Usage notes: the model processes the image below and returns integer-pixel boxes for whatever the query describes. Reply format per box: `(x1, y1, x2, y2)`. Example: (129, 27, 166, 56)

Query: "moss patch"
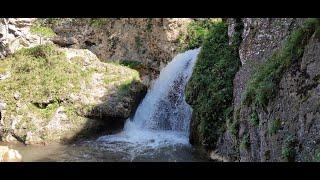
(240, 133, 250, 151)
(242, 18, 320, 107)
(268, 118, 281, 135)
(249, 109, 259, 127)
(179, 18, 222, 51)
(281, 134, 297, 162)
(185, 21, 241, 148)
(30, 20, 56, 38)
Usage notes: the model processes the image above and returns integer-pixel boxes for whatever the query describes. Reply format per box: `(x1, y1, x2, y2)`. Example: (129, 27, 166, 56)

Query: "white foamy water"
(97, 48, 200, 159)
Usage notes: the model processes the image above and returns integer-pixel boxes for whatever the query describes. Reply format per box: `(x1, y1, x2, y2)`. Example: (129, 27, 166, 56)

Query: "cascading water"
(94, 48, 202, 161)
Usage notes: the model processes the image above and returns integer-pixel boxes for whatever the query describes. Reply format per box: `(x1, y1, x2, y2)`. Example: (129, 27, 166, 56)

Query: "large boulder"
(0, 45, 146, 144)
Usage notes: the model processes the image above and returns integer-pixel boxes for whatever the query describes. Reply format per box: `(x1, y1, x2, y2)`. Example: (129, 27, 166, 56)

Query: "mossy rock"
(0, 44, 146, 144)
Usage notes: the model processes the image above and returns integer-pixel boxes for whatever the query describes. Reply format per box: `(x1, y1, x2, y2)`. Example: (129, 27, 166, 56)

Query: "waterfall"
(97, 48, 200, 155)
(125, 48, 200, 134)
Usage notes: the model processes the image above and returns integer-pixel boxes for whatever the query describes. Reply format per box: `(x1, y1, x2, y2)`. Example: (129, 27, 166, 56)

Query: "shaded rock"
(52, 36, 78, 47)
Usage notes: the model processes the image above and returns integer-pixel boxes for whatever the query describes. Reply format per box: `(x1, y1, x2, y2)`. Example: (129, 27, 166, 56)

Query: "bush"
(249, 109, 259, 126)
(315, 149, 320, 162)
(240, 133, 250, 151)
(89, 18, 109, 28)
(281, 135, 297, 162)
(179, 19, 222, 51)
(30, 21, 56, 38)
(185, 21, 241, 148)
(268, 118, 281, 135)
(119, 60, 143, 69)
(242, 18, 320, 107)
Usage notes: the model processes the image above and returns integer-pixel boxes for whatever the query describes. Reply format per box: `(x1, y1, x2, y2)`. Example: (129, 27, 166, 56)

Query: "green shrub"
(249, 109, 259, 126)
(315, 149, 320, 162)
(89, 18, 109, 28)
(179, 18, 222, 51)
(135, 36, 142, 50)
(119, 60, 143, 69)
(146, 18, 153, 32)
(268, 118, 281, 135)
(227, 117, 239, 137)
(281, 135, 297, 161)
(30, 21, 56, 38)
(240, 133, 250, 150)
(242, 18, 320, 107)
(185, 21, 241, 148)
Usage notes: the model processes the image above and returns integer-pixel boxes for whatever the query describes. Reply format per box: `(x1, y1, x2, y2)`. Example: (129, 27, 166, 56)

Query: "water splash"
(97, 48, 200, 159)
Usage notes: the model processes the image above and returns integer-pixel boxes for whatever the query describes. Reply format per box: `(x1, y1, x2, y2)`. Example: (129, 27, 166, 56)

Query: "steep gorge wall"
(214, 18, 320, 162)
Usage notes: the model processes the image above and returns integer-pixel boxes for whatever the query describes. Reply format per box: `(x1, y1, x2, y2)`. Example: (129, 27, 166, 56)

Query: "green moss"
(227, 116, 239, 137)
(89, 18, 109, 28)
(249, 109, 259, 126)
(179, 18, 222, 51)
(135, 36, 142, 50)
(240, 133, 250, 151)
(119, 60, 143, 69)
(0, 60, 10, 74)
(185, 21, 241, 148)
(281, 134, 296, 162)
(146, 18, 153, 32)
(30, 101, 60, 119)
(242, 18, 320, 107)
(30, 21, 56, 38)
(268, 118, 281, 135)
(314, 149, 320, 162)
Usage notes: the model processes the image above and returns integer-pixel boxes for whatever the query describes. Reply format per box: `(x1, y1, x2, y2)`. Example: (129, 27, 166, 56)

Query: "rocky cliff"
(48, 18, 191, 86)
(211, 18, 320, 162)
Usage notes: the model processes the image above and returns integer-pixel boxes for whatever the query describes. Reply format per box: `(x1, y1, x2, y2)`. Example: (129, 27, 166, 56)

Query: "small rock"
(0, 72, 11, 80)
(25, 131, 42, 145)
(0, 146, 22, 162)
(0, 101, 6, 111)
(14, 92, 21, 100)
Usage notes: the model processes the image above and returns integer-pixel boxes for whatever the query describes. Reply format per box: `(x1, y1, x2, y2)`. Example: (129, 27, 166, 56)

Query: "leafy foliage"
(240, 133, 250, 151)
(179, 18, 222, 51)
(249, 109, 259, 126)
(30, 21, 56, 38)
(281, 134, 297, 162)
(185, 21, 241, 148)
(268, 118, 281, 135)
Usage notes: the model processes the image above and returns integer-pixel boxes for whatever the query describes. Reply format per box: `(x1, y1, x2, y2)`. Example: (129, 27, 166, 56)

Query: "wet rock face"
(216, 18, 320, 162)
(51, 18, 191, 87)
(151, 74, 190, 131)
